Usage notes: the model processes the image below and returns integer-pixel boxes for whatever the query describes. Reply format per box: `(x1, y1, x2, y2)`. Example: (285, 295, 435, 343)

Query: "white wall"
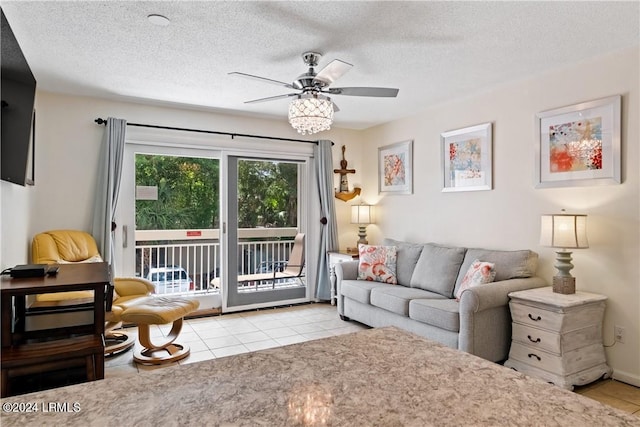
(355, 46, 639, 385)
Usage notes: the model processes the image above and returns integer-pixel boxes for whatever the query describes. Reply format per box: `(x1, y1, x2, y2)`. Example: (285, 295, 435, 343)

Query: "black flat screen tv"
(1, 8, 37, 186)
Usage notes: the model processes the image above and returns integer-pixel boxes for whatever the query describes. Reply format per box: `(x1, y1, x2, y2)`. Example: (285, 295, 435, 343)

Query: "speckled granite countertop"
(1, 327, 637, 426)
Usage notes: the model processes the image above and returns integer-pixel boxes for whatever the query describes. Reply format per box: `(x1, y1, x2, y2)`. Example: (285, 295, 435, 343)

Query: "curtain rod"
(94, 118, 322, 145)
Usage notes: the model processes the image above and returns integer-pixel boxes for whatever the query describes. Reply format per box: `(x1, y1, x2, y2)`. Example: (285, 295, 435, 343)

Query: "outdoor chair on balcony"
(31, 230, 154, 355)
(211, 233, 305, 289)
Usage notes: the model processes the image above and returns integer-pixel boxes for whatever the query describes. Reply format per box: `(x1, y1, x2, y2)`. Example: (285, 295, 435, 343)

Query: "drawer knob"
(528, 353, 541, 361)
(527, 335, 541, 343)
(528, 314, 542, 321)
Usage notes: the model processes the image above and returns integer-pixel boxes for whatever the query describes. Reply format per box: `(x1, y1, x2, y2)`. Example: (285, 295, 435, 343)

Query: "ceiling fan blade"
(313, 59, 353, 85)
(332, 101, 340, 113)
(244, 93, 299, 104)
(229, 72, 296, 89)
(325, 87, 399, 97)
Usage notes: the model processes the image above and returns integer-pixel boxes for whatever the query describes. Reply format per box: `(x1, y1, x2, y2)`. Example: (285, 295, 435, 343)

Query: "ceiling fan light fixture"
(288, 94, 334, 135)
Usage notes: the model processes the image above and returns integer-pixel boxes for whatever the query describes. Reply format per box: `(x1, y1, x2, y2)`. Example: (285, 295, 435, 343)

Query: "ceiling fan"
(229, 51, 399, 134)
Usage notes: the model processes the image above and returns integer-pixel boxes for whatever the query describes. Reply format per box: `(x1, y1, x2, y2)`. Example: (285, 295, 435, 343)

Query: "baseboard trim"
(612, 369, 640, 387)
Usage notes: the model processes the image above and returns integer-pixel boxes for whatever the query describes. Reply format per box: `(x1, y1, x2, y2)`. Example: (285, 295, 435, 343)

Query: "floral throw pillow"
(357, 244, 397, 284)
(455, 259, 496, 301)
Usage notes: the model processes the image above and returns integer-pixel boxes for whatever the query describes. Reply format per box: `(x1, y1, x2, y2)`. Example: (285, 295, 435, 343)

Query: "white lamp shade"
(351, 205, 374, 224)
(540, 214, 589, 249)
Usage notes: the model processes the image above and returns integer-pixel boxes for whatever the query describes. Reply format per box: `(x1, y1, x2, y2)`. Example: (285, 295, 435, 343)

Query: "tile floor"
(106, 302, 640, 418)
(105, 302, 366, 377)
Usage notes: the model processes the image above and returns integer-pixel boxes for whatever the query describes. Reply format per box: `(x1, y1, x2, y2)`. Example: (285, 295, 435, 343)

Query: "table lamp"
(351, 204, 374, 247)
(540, 210, 588, 294)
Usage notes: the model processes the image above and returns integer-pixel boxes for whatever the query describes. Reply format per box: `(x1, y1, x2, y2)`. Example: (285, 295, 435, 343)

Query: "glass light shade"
(351, 205, 374, 224)
(540, 213, 589, 249)
(288, 95, 334, 135)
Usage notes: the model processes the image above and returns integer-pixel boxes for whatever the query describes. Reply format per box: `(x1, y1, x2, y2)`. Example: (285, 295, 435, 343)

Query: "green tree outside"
(237, 160, 298, 228)
(136, 155, 220, 230)
(135, 155, 298, 231)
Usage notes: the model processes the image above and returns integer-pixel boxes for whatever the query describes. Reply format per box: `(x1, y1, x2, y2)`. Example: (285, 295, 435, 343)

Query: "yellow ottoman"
(120, 296, 199, 365)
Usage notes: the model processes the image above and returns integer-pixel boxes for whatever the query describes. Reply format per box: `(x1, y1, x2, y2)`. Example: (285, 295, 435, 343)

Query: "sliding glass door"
(116, 140, 313, 313)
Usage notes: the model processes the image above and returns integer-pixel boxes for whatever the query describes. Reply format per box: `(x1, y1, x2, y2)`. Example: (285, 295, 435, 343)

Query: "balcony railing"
(134, 227, 303, 295)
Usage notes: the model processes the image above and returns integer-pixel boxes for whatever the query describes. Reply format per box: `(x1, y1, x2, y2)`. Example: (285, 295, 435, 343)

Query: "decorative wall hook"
(334, 145, 361, 202)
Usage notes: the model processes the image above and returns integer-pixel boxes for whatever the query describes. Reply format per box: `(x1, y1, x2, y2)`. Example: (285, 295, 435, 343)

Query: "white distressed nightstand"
(504, 287, 612, 390)
(328, 251, 358, 305)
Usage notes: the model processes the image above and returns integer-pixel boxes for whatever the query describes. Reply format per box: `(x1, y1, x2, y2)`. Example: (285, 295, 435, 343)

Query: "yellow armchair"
(32, 230, 103, 304)
(31, 230, 154, 355)
(32, 229, 102, 264)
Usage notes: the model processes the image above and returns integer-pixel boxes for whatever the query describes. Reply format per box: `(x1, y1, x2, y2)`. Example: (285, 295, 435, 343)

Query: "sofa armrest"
(459, 277, 548, 314)
(458, 276, 547, 362)
(335, 261, 359, 317)
(335, 260, 359, 282)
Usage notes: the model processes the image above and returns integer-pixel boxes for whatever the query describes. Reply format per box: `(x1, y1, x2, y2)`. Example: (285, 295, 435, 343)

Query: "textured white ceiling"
(2, 1, 639, 130)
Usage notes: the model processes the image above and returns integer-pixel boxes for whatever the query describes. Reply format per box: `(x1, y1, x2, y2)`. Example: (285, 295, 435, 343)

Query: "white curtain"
(314, 140, 338, 300)
(92, 117, 126, 267)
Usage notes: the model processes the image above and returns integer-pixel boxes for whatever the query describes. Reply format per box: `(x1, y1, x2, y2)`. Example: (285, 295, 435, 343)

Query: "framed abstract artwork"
(441, 122, 492, 192)
(378, 140, 413, 194)
(535, 95, 621, 188)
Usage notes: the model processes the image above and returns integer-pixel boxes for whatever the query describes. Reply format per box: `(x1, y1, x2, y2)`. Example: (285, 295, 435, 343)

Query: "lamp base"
(356, 225, 368, 248)
(553, 276, 576, 294)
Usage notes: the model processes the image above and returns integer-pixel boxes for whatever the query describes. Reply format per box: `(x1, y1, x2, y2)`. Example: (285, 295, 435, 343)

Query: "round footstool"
(120, 296, 200, 365)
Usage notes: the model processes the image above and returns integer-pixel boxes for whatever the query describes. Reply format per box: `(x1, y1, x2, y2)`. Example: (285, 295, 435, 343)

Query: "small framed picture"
(378, 140, 413, 194)
(535, 95, 621, 188)
(441, 122, 492, 192)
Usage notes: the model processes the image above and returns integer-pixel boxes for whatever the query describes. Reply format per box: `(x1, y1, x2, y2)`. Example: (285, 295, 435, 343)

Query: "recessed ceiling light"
(147, 14, 170, 26)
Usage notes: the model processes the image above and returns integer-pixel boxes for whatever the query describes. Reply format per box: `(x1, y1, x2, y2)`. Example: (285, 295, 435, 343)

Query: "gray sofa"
(336, 239, 547, 362)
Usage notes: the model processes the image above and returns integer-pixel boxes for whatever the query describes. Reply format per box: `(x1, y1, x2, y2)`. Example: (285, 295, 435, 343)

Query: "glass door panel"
(134, 153, 220, 295)
(225, 156, 307, 308)
(118, 144, 221, 304)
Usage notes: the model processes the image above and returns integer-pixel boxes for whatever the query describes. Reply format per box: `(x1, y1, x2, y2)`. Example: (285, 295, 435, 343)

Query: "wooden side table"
(1, 262, 110, 396)
(504, 287, 612, 390)
(328, 251, 358, 305)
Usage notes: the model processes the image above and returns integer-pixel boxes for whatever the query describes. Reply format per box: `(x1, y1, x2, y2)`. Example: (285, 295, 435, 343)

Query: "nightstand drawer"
(512, 323, 603, 354)
(512, 323, 561, 354)
(510, 302, 563, 331)
(510, 300, 605, 333)
(508, 342, 606, 376)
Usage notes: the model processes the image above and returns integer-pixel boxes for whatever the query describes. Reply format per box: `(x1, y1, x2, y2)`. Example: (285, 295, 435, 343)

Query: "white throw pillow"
(455, 259, 496, 301)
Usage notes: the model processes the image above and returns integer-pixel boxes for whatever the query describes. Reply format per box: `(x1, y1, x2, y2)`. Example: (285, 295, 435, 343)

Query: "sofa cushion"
(409, 299, 461, 332)
(410, 244, 466, 298)
(341, 280, 393, 304)
(358, 244, 398, 284)
(454, 260, 496, 301)
(382, 238, 424, 286)
(453, 249, 538, 297)
(370, 286, 446, 316)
